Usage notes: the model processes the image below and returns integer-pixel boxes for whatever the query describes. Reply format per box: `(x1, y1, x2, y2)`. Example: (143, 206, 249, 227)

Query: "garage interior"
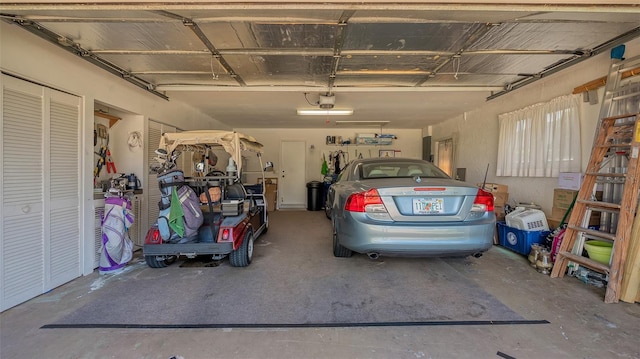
(1, 1, 640, 358)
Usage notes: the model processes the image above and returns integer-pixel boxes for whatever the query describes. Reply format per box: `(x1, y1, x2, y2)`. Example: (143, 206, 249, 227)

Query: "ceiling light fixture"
(297, 109, 354, 116)
(335, 120, 389, 126)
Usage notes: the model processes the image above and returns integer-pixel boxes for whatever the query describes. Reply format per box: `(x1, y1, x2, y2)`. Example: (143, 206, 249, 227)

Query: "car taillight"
(221, 228, 230, 241)
(144, 227, 162, 245)
(472, 188, 494, 212)
(345, 188, 386, 213)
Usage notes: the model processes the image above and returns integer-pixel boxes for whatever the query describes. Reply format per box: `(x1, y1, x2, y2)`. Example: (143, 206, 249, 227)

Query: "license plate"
(413, 198, 444, 214)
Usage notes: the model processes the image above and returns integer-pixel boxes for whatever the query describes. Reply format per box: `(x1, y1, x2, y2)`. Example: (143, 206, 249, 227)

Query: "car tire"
(324, 200, 332, 219)
(145, 255, 176, 268)
(230, 229, 254, 267)
(332, 227, 353, 258)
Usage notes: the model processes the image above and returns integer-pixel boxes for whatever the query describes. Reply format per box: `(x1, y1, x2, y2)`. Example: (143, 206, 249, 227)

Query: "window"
(497, 94, 582, 177)
(359, 161, 449, 179)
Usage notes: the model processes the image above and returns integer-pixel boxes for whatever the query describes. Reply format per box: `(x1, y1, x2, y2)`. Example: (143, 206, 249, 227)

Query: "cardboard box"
(258, 177, 278, 185)
(493, 192, 509, 208)
(558, 172, 584, 190)
(552, 206, 569, 219)
(547, 217, 562, 229)
(553, 188, 578, 209)
(549, 207, 601, 227)
(265, 183, 277, 212)
(477, 183, 508, 193)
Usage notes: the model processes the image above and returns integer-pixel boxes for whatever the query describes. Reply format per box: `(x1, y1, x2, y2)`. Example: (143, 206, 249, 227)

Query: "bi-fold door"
(1, 74, 81, 312)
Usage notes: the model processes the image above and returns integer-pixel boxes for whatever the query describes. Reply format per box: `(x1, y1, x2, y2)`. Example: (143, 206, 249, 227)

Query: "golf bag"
(99, 196, 134, 273)
(157, 170, 203, 241)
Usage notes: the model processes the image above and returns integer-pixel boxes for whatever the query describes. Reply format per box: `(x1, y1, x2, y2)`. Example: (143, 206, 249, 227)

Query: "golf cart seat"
(226, 183, 247, 200)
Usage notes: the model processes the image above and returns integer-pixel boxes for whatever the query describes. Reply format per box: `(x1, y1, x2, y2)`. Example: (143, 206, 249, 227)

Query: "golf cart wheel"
(332, 223, 352, 258)
(145, 255, 177, 268)
(261, 212, 268, 234)
(230, 229, 254, 267)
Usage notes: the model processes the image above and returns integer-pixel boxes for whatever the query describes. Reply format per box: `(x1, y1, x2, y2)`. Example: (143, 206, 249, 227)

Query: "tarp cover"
(159, 130, 263, 175)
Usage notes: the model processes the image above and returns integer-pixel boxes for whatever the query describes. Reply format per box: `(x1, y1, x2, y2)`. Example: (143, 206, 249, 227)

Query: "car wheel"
(145, 255, 176, 268)
(332, 226, 353, 258)
(230, 229, 254, 267)
(324, 200, 332, 219)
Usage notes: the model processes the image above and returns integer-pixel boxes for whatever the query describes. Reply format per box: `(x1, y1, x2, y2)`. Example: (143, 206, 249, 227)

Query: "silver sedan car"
(326, 158, 495, 259)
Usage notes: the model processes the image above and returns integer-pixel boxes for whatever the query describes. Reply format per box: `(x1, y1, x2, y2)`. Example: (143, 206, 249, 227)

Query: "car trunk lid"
(372, 179, 479, 222)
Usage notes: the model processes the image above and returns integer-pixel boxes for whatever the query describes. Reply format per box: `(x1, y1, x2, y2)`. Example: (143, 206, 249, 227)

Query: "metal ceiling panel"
(0, 9, 170, 20)
(334, 75, 424, 87)
(136, 74, 239, 87)
(424, 74, 525, 87)
(469, 22, 640, 51)
(338, 54, 441, 73)
(343, 23, 486, 52)
(350, 10, 541, 24)
(41, 21, 201, 51)
(99, 53, 222, 74)
(459, 54, 572, 75)
(170, 9, 345, 23)
(250, 23, 336, 49)
(223, 55, 332, 86)
(198, 22, 338, 50)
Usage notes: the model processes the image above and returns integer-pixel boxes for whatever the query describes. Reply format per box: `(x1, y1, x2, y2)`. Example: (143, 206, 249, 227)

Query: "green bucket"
(584, 240, 613, 265)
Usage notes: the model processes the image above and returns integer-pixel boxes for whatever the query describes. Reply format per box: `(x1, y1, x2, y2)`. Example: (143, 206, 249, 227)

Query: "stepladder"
(550, 113, 640, 303)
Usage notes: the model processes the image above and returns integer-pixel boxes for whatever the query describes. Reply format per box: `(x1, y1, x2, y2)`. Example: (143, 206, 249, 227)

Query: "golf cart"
(143, 130, 271, 268)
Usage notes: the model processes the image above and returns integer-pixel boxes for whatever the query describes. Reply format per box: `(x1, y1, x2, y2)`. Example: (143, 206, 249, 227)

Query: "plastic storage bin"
(505, 208, 549, 231)
(497, 222, 550, 255)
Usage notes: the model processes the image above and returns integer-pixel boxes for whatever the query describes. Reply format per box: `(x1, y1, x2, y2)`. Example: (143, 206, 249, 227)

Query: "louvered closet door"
(147, 121, 162, 230)
(1, 75, 81, 312)
(1, 76, 45, 311)
(47, 89, 81, 288)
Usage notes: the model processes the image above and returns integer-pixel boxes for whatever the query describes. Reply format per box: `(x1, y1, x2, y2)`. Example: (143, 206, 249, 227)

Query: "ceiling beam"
(2, 3, 640, 12)
(155, 85, 503, 92)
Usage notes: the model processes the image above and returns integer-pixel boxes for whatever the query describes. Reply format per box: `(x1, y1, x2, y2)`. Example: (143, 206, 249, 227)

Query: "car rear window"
(360, 161, 449, 179)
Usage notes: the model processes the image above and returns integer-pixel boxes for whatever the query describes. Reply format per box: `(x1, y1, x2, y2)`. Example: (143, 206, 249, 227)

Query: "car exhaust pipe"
(473, 252, 483, 258)
(367, 252, 380, 260)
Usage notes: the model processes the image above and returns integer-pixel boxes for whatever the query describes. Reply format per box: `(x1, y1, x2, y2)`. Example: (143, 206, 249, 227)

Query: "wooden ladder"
(550, 113, 640, 303)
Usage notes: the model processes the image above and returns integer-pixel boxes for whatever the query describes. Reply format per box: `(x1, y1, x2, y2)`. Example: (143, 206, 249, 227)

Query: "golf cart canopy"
(159, 130, 264, 174)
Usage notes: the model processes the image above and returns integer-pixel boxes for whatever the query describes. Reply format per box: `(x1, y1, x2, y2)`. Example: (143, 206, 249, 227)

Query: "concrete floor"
(1, 210, 639, 359)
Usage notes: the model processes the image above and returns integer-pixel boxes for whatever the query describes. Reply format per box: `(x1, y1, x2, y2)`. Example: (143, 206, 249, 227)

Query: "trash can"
(306, 181, 322, 211)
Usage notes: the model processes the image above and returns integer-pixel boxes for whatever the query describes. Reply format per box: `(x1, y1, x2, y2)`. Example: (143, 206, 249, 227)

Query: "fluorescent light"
(335, 121, 389, 126)
(297, 109, 353, 116)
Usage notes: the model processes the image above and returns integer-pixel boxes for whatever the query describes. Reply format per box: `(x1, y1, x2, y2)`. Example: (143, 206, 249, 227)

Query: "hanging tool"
(106, 149, 117, 173)
(94, 146, 107, 178)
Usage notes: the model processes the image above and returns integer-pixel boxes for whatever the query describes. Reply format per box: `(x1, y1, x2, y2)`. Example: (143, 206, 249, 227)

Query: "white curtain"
(497, 94, 582, 177)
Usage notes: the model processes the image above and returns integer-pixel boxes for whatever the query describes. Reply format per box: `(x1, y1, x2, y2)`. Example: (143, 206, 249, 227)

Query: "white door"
(1, 75, 81, 311)
(47, 89, 81, 288)
(279, 140, 306, 209)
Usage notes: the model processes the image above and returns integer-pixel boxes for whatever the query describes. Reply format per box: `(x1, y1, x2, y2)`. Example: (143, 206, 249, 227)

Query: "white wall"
(234, 128, 423, 184)
(1, 21, 228, 275)
(429, 38, 640, 217)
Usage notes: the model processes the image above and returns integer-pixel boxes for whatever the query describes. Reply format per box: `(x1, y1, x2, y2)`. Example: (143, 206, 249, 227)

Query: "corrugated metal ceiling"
(1, 4, 639, 128)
